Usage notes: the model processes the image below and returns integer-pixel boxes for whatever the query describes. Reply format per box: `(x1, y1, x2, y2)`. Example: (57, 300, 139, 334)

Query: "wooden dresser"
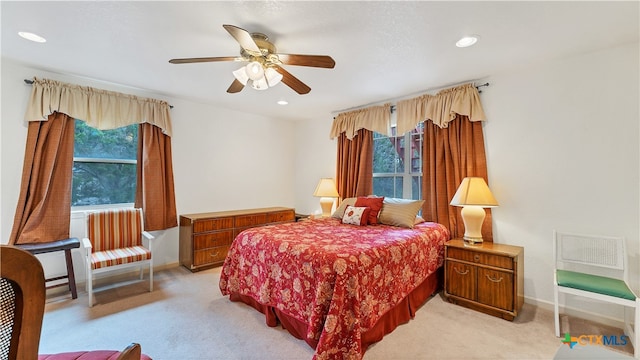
(444, 239, 524, 320)
(179, 207, 295, 272)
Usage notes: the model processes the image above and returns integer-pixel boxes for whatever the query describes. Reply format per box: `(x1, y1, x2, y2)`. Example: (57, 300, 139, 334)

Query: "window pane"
(373, 176, 394, 197)
(394, 177, 403, 198)
(411, 176, 422, 200)
(74, 119, 138, 159)
(72, 162, 136, 206)
(373, 176, 403, 198)
(373, 136, 398, 173)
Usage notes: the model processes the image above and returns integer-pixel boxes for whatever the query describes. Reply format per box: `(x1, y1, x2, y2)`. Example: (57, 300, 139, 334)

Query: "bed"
(219, 214, 450, 359)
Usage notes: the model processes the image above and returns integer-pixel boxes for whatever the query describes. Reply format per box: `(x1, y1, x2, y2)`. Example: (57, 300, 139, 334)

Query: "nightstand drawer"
(194, 230, 234, 249)
(447, 247, 514, 270)
(477, 268, 514, 310)
(446, 261, 477, 300)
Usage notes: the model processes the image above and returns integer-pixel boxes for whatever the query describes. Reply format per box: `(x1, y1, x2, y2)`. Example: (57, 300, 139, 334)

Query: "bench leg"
(64, 249, 78, 299)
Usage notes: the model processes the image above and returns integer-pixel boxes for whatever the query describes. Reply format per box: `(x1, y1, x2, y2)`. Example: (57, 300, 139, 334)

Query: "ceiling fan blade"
(227, 79, 245, 93)
(169, 56, 242, 64)
(223, 24, 261, 54)
(277, 54, 336, 69)
(273, 65, 311, 95)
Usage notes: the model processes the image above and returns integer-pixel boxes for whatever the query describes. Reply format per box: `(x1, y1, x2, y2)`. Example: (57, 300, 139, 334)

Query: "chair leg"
(635, 299, 639, 359)
(87, 266, 93, 307)
(149, 261, 153, 292)
(554, 285, 561, 337)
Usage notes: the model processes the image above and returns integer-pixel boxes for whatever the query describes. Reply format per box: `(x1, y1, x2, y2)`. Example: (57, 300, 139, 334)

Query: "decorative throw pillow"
(378, 198, 425, 228)
(332, 197, 357, 219)
(341, 206, 370, 226)
(354, 196, 384, 225)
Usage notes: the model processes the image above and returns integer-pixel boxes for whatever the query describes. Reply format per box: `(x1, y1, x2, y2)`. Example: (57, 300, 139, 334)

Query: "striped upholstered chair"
(83, 208, 154, 307)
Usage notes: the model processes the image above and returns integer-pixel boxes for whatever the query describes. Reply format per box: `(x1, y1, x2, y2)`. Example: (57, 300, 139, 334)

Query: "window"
(72, 119, 138, 206)
(373, 122, 423, 200)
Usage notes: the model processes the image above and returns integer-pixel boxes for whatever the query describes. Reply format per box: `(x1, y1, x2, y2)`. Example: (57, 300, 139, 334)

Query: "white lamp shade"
(264, 67, 283, 87)
(250, 77, 269, 90)
(245, 61, 265, 81)
(450, 177, 498, 207)
(313, 178, 339, 197)
(232, 67, 249, 85)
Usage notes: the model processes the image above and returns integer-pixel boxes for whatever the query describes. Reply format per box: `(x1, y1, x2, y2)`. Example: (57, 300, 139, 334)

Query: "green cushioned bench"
(556, 269, 636, 301)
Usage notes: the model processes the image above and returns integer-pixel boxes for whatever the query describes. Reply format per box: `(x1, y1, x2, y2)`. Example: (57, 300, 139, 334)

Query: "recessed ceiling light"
(18, 31, 46, 43)
(277, 100, 288, 106)
(456, 35, 479, 48)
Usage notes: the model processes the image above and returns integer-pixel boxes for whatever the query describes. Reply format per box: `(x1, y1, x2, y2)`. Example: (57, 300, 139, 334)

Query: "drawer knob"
(211, 251, 220, 257)
(486, 274, 503, 283)
(474, 254, 480, 262)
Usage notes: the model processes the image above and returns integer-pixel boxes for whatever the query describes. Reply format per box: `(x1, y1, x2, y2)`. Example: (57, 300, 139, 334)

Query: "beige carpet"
(38, 266, 633, 359)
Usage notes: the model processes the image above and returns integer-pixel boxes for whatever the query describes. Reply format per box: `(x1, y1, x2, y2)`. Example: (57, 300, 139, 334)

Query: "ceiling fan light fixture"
(264, 67, 283, 87)
(232, 67, 249, 85)
(246, 61, 265, 81)
(251, 77, 269, 91)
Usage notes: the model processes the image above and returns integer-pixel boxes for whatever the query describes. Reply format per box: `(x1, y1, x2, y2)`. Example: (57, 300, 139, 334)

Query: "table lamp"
(313, 178, 339, 217)
(450, 177, 499, 244)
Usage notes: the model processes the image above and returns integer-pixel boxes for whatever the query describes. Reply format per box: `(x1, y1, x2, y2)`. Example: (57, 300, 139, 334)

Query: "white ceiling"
(2, 1, 638, 121)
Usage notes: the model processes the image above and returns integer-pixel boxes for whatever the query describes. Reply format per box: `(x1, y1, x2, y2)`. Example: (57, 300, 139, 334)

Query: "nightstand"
(444, 239, 524, 320)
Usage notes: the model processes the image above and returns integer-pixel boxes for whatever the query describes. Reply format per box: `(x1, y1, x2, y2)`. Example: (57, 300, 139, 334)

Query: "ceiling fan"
(169, 24, 335, 95)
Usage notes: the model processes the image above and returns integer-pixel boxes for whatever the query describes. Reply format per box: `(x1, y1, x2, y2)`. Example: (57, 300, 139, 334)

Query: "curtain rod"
(333, 81, 490, 115)
(24, 79, 174, 109)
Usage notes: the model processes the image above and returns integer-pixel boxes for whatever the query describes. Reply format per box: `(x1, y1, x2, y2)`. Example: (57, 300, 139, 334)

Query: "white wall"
(293, 116, 337, 216)
(482, 42, 639, 320)
(1, 58, 296, 282)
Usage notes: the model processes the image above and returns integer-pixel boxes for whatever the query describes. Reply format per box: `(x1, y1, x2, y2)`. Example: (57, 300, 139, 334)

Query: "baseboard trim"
(525, 295, 625, 329)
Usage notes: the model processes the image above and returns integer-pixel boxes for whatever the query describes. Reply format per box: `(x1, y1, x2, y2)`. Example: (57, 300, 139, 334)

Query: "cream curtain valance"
(396, 82, 486, 134)
(24, 77, 173, 136)
(330, 103, 391, 140)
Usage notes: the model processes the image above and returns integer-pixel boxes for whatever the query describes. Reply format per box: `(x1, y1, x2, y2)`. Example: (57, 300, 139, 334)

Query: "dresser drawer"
(235, 214, 267, 227)
(193, 217, 234, 233)
(193, 246, 230, 266)
(447, 247, 514, 270)
(193, 230, 234, 249)
(267, 210, 295, 223)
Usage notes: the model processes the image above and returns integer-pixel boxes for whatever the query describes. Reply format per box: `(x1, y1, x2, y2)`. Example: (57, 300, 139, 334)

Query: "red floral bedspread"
(219, 217, 450, 359)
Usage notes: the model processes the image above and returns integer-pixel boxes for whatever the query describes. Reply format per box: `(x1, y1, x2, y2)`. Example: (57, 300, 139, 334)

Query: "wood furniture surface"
(14, 238, 80, 299)
(179, 207, 295, 272)
(444, 239, 524, 320)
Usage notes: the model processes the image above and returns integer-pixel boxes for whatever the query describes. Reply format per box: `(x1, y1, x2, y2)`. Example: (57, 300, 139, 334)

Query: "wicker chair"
(0, 245, 150, 360)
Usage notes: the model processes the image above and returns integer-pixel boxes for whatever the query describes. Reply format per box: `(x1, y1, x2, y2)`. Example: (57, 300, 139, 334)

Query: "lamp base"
(463, 236, 484, 245)
(461, 205, 486, 244)
(319, 197, 335, 218)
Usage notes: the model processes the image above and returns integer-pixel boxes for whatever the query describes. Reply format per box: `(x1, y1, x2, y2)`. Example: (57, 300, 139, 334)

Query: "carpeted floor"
(38, 266, 634, 359)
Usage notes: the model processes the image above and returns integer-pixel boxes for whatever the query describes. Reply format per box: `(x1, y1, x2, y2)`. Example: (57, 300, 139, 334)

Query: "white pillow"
(341, 205, 370, 226)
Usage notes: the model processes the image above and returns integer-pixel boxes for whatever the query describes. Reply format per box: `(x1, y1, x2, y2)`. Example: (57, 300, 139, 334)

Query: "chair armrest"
(142, 231, 154, 241)
(81, 237, 92, 251)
